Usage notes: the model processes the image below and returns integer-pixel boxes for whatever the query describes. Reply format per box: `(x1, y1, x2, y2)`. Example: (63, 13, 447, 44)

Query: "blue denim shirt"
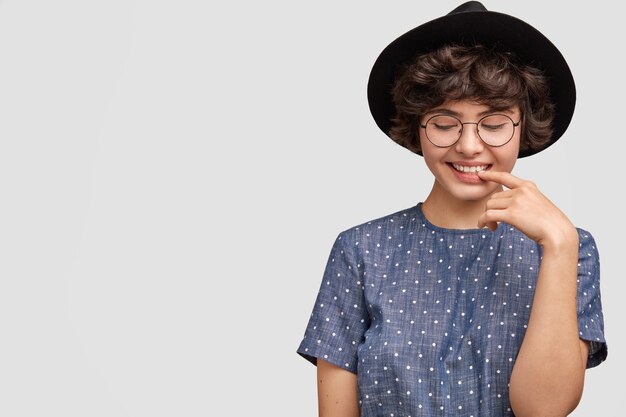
(298, 203, 607, 416)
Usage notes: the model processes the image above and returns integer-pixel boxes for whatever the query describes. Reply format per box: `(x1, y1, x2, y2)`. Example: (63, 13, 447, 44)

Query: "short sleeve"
(297, 231, 370, 374)
(576, 229, 608, 368)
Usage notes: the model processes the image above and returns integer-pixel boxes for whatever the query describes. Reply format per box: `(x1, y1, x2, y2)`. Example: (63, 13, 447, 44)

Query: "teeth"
(452, 163, 489, 173)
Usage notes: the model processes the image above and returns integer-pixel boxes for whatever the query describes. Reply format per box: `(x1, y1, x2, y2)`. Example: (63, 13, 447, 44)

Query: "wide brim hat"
(367, 1, 576, 158)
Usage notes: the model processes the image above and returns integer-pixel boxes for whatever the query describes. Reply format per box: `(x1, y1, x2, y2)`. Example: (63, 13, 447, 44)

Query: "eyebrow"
(427, 107, 516, 117)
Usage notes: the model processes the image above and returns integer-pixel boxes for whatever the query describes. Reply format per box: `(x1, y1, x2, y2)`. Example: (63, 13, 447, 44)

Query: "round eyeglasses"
(419, 114, 521, 148)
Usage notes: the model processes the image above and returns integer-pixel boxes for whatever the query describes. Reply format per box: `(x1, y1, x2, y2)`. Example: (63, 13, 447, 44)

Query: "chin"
(438, 177, 501, 202)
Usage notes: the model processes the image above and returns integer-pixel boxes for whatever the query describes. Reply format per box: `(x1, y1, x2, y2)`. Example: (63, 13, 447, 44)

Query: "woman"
(297, 2, 607, 416)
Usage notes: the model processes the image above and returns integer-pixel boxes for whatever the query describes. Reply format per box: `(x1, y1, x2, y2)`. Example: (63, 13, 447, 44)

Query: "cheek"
(497, 135, 521, 171)
(420, 143, 446, 174)
(498, 150, 518, 171)
(420, 134, 443, 162)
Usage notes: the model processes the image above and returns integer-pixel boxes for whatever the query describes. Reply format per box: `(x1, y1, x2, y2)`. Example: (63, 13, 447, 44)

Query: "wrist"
(540, 226, 579, 253)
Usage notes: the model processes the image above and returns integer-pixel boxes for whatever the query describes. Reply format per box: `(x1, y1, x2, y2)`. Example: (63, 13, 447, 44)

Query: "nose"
(454, 122, 484, 156)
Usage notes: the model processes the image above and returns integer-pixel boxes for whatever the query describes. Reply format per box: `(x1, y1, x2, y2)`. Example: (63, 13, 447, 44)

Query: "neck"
(421, 180, 503, 229)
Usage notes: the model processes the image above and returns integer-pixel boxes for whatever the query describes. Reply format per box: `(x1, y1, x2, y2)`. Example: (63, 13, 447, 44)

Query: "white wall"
(0, 1, 620, 415)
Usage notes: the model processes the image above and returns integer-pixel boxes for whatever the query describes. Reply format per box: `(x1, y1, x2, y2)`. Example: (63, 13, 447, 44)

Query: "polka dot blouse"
(297, 202, 607, 416)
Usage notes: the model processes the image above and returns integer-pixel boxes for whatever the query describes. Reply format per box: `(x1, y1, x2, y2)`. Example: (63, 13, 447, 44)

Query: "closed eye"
(480, 123, 506, 131)
(433, 123, 459, 131)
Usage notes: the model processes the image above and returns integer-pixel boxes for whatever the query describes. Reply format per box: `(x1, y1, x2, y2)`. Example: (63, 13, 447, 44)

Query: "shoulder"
(574, 227, 600, 266)
(336, 204, 419, 242)
(498, 224, 598, 251)
(576, 227, 598, 249)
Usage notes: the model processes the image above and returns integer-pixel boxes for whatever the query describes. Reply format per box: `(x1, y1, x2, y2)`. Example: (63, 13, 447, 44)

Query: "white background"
(0, 0, 621, 415)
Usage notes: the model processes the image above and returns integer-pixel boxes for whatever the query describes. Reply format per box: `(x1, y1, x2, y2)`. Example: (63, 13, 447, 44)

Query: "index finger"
(477, 170, 525, 189)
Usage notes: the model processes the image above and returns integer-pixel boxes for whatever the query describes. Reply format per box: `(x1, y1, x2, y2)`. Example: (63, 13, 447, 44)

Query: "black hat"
(367, 1, 576, 158)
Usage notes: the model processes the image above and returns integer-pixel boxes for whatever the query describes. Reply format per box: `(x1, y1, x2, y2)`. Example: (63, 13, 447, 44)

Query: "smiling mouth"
(448, 163, 492, 173)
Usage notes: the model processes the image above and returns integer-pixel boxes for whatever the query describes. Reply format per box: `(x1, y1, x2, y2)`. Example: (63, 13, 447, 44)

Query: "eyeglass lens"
(424, 115, 515, 147)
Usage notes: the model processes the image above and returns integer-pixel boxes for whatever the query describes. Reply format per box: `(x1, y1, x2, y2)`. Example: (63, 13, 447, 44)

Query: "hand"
(476, 170, 578, 249)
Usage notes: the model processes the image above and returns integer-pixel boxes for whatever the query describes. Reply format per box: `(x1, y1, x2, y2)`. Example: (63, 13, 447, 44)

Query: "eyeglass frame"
(418, 113, 522, 148)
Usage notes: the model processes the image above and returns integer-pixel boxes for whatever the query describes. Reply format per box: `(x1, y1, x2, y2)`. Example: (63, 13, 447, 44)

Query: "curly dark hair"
(389, 44, 555, 155)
